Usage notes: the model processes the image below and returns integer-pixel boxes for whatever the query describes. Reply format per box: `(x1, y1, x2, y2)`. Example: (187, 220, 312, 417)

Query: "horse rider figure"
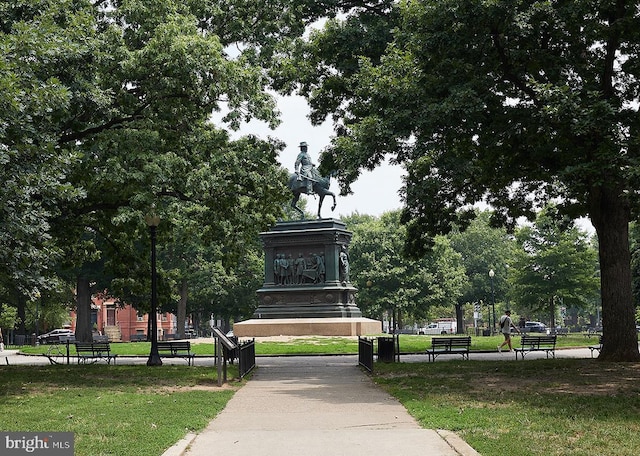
(295, 141, 315, 193)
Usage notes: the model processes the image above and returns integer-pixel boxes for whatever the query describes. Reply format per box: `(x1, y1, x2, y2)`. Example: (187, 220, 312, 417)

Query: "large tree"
(289, 1, 640, 360)
(1, 0, 305, 340)
(449, 211, 518, 311)
(346, 211, 465, 327)
(0, 0, 86, 299)
(511, 205, 601, 327)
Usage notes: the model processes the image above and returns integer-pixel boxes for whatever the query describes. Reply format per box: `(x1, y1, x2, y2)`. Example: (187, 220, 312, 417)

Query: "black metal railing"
(7, 333, 36, 347)
(358, 337, 374, 372)
(238, 339, 256, 378)
(221, 336, 239, 364)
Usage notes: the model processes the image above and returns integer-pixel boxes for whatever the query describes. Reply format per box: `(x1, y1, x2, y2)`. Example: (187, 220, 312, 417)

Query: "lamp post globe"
(146, 213, 162, 366)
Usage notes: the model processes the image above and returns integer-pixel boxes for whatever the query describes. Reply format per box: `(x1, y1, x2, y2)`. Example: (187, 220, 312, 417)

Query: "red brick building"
(70, 295, 177, 342)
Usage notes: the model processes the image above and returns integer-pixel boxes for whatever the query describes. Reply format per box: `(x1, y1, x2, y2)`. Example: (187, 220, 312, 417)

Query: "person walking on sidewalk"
(497, 310, 520, 352)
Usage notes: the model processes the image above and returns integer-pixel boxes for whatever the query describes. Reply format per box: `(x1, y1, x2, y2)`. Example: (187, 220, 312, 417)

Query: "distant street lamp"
(145, 212, 162, 366)
(489, 269, 496, 335)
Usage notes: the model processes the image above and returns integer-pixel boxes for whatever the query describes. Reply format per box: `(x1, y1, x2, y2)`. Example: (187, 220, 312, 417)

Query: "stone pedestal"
(233, 317, 382, 337)
(235, 219, 381, 337)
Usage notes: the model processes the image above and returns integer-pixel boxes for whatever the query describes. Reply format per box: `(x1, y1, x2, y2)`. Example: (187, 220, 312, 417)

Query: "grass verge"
(17, 333, 614, 357)
(372, 359, 640, 456)
(0, 365, 238, 456)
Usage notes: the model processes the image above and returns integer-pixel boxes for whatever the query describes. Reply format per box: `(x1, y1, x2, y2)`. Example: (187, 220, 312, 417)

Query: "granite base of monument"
(239, 219, 382, 337)
(232, 317, 382, 337)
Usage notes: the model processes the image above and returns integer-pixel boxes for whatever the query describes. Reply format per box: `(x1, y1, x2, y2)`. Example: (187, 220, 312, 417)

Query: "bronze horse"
(287, 169, 336, 219)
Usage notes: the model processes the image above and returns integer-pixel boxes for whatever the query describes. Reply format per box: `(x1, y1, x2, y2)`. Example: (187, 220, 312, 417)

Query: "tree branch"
(490, 29, 540, 105)
(601, 0, 626, 99)
(58, 107, 147, 144)
(157, 188, 195, 202)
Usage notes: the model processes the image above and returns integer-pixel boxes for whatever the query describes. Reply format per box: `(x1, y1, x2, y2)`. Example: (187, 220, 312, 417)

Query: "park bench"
(588, 335, 604, 358)
(157, 341, 195, 365)
(514, 334, 557, 360)
(43, 335, 76, 365)
(130, 334, 146, 342)
(583, 327, 602, 338)
(92, 334, 109, 342)
(425, 336, 471, 362)
(550, 328, 569, 336)
(75, 341, 118, 364)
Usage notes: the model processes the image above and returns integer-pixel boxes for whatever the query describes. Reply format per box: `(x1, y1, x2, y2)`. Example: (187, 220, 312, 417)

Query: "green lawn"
(0, 365, 237, 456)
(255, 333, 615, 354)
(5, 335, 640, 456)
(373, 359, 640, 456)
(17, 333, 609, 357)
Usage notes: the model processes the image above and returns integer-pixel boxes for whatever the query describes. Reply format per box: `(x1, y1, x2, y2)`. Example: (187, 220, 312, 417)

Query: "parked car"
(524, 321, 547, 333)
(586, 326, 603, 335)
(37, 329, 74, 344)
(418, 320, 457, 335)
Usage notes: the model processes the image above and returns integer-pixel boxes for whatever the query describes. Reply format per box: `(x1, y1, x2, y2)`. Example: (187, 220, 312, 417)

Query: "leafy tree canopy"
(283, 0, 640, 360)
(511, 205, 600, 325)
(449, 211, 518, 308)
(346, 210, 465, 323)
(1, 0, 327, 337)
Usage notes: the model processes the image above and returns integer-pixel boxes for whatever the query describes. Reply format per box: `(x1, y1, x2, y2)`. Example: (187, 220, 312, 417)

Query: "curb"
(163, 429, 480, 456)
(437, 430, 481, 456)
(161, 432, 197, 456)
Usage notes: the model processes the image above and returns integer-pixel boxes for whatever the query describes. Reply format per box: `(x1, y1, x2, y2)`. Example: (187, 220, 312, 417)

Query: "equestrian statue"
(287, 141, 336, 219)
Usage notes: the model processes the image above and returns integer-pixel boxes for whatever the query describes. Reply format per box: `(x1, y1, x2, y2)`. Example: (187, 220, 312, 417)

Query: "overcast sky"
(225, 94, 405, 219)
(221, 94, 595, 233)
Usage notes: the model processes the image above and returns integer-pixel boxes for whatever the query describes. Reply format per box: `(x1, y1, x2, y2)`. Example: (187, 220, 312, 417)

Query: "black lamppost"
(146, 213, 162, 366)
(35, 291, 41, 342)
(489, 269, 496, 335)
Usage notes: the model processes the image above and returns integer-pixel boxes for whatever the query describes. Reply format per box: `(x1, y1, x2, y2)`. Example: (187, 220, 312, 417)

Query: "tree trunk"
(15, 290, 27, 335)
(75, 276, 93, 342)
(455, 303, 464, 334)
(194, 312, 202, 336)
(177, 279, 188, 339)
(548, 296, 556, 329)
(589, 186, 640, 361)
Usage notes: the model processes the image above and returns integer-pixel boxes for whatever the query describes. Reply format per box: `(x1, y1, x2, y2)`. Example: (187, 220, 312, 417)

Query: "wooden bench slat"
(514, 335, 557, 360)
(425, 336, 471, 362)
(157, 341, 195, 365)
(74, 341, 117, 364)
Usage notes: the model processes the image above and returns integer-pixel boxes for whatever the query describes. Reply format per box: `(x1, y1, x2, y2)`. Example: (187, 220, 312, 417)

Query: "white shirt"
(499, 315, 513, 334)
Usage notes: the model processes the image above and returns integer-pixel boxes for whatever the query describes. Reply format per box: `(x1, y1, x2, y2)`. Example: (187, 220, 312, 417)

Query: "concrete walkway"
(164, 355, 479, 456)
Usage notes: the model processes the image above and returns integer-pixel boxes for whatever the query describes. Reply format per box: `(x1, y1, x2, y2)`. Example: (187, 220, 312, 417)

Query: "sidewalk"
(163, 355, 480, 456)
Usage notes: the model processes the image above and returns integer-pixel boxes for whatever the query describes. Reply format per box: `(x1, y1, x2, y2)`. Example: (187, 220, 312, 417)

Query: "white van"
(418, 320, 457, 335)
